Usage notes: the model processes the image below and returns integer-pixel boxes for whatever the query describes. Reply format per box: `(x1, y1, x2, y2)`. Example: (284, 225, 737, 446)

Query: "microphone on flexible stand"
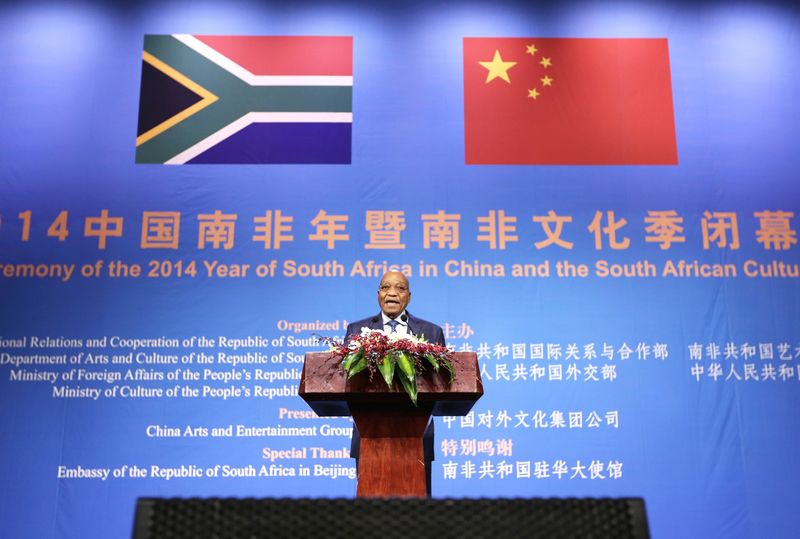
(400, 313, 412, 336)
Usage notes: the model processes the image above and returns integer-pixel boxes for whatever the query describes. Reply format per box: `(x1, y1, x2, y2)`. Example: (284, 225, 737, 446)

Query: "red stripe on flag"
(464, 37, 677, 165)
(194, 35, 353, 77)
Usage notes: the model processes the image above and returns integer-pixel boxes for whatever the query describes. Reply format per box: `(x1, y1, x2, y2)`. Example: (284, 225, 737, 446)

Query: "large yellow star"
(479, 50, 517, 83)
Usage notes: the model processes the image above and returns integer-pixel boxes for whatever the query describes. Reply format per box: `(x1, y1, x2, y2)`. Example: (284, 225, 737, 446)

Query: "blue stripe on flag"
(188, 122, 352, 164)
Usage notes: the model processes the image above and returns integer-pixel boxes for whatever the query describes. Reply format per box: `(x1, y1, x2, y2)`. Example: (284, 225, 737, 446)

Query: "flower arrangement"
(325, 328, 454, 405)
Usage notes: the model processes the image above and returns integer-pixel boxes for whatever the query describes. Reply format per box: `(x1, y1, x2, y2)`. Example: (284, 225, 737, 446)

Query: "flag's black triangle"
(137, 60, 204, 137)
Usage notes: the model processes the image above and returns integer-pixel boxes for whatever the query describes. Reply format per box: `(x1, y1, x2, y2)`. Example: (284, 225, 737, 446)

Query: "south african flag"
(135, 35, 352, 164)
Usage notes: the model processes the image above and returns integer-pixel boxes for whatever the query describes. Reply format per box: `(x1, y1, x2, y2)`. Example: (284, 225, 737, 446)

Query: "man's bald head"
(377, 271, 411, 318)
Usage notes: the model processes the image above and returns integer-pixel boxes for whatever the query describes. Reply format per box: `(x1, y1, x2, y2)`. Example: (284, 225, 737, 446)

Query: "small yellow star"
(540, 57, 552, 68)
(541, 75, 553, 87)
(527, 88, 540, 100)
(526, 44, 538, 56)
(479, 50, 517, 83)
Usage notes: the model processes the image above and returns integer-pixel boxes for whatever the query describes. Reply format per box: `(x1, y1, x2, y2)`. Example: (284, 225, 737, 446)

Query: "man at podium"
(344, 271, 445, 496)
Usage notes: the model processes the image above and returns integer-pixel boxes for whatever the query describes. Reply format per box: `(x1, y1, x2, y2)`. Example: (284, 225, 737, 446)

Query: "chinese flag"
(464, 38, 678, 165)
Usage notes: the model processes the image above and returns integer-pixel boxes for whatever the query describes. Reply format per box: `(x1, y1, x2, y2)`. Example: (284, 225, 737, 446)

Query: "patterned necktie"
(387, 319, 398, 333)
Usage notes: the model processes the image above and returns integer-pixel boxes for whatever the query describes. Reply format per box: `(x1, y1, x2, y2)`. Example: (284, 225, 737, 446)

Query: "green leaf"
(347, 352, 368, 378)
(341, 349, 362, 372)
(424, 353, 439, 372)
(397, 369, 418, 405)
(396, 351, 415, 382)
(377, 353, 396, 388)
(441, 357, 455, 383)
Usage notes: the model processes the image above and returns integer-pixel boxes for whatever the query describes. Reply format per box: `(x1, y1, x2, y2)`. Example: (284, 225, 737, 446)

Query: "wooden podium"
(299, 351, 483, 498)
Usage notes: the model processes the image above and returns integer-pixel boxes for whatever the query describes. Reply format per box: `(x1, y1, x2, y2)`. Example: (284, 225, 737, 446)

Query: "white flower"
(355, 327, 422, 345)
(387, 332, 419, 344)
(359, 327, 383, 336)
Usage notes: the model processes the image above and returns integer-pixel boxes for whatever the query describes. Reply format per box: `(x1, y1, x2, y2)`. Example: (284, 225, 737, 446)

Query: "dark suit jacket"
(344, 311, 446, 346)
(344, 311, 445, 460)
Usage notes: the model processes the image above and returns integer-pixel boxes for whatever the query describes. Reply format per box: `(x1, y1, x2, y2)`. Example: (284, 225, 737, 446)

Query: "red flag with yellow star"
(463, 37, 677, 165)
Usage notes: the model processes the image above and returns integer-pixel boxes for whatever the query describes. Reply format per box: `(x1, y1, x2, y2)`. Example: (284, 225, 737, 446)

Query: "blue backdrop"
(1, 1, 799, 537)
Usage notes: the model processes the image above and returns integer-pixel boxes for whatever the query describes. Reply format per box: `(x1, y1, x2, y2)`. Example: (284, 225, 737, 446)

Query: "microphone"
(401, 313, 412, 336)
(371, 315, 381, 323)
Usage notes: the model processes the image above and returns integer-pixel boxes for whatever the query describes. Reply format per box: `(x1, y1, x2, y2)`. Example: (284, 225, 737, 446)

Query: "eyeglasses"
(378, 284, 408, 293)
